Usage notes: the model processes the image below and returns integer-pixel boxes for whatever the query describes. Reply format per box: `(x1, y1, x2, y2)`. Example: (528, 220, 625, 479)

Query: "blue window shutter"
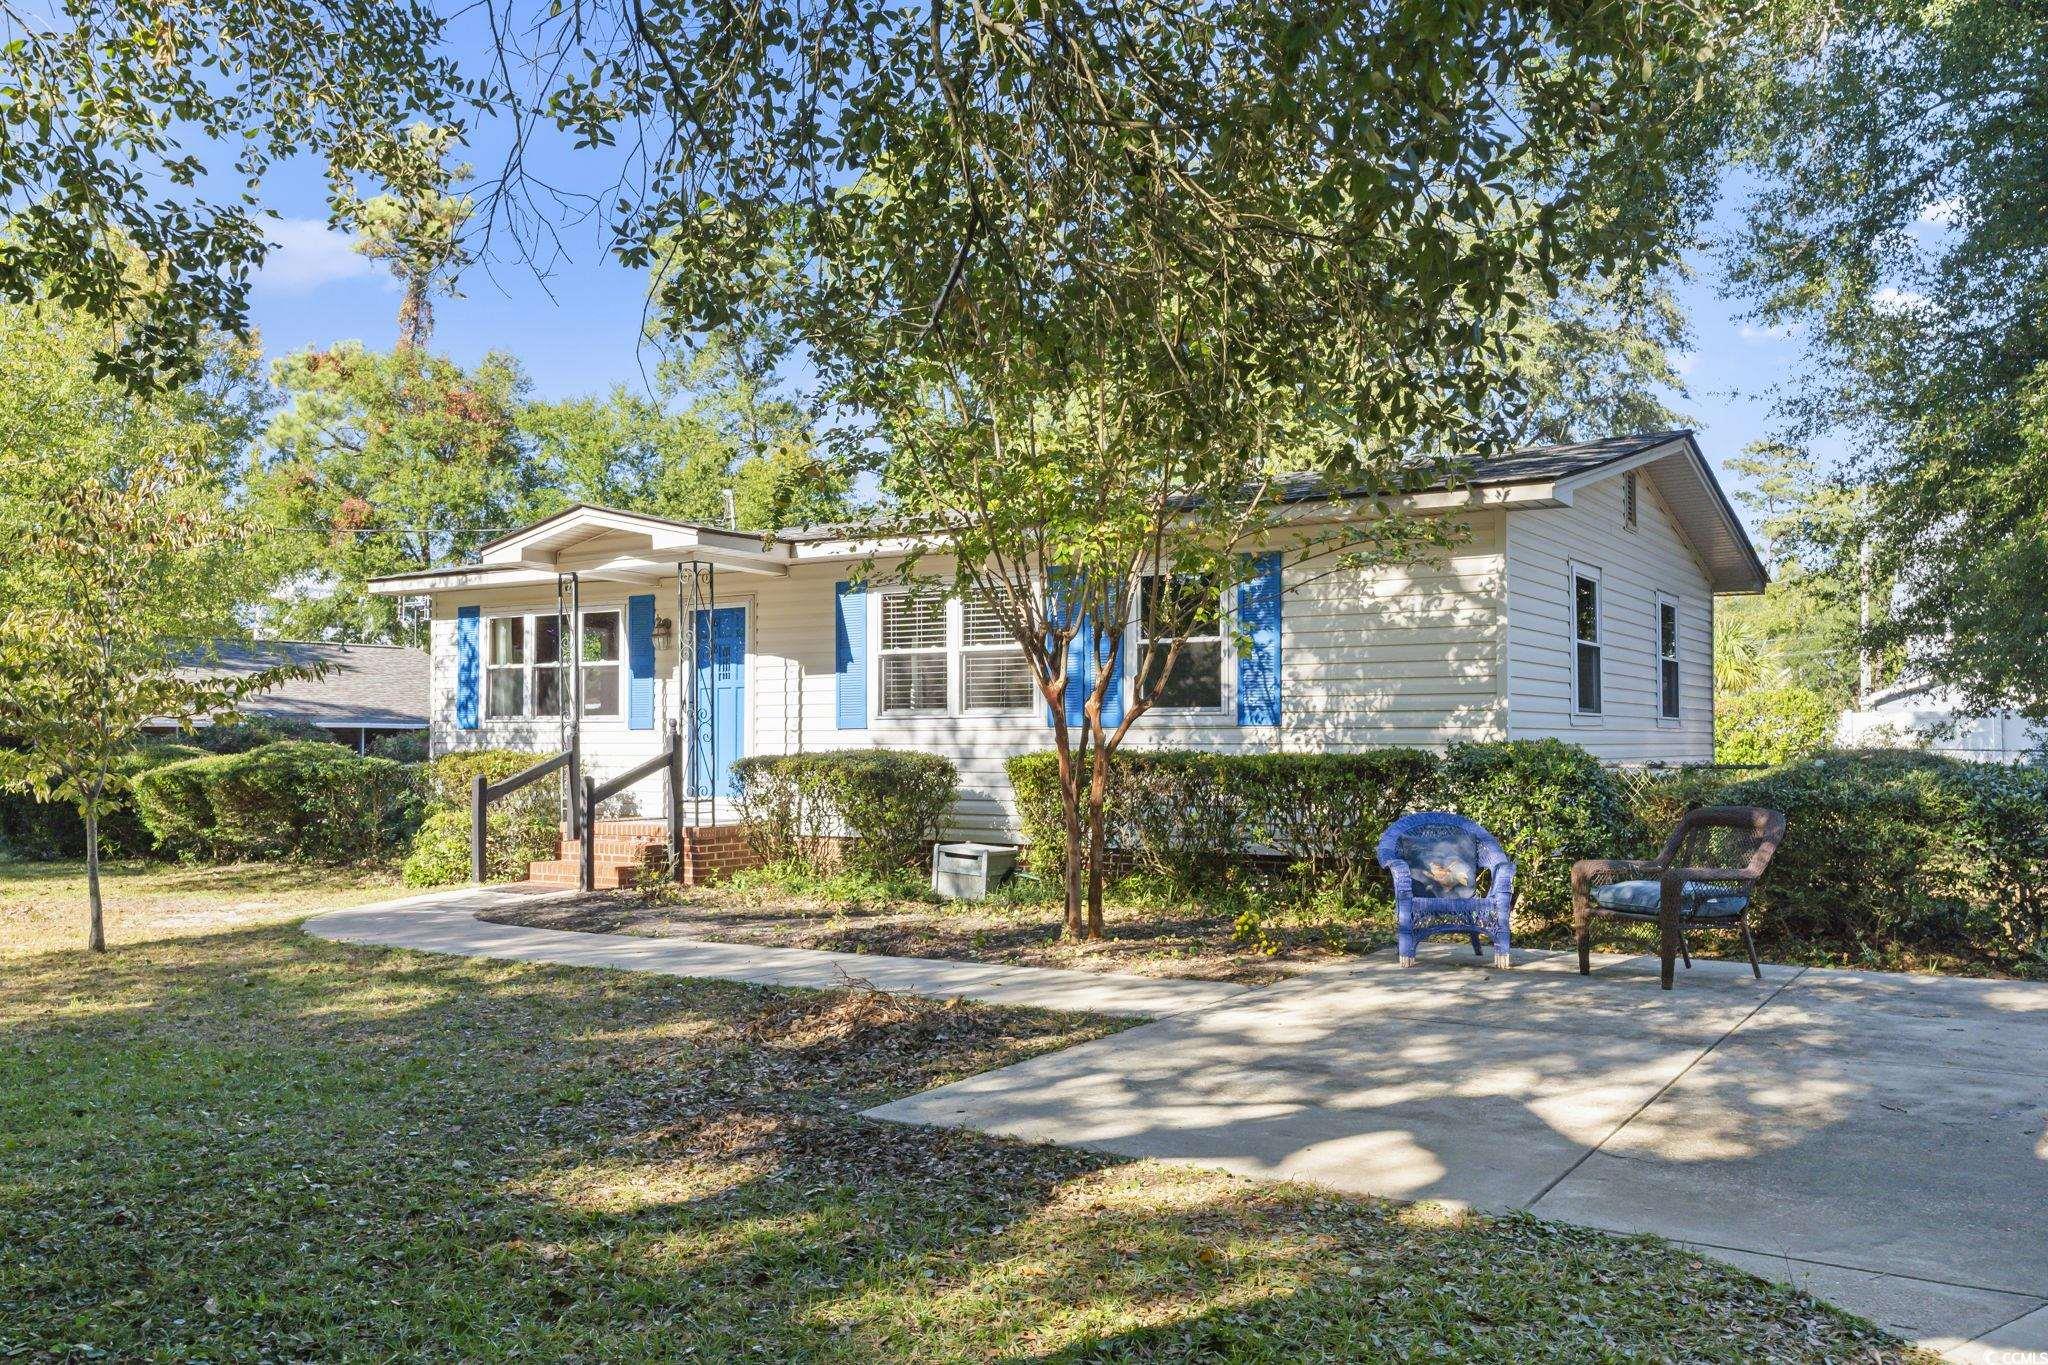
(1238, 552, 1283, 726)
(454, 606, 481, 730)
(627, 593, 656, 730)
(1064, 623, 1090, 729)
(1097, 606, 1126, 731)
(835, 582, 867, 729)
(1044, 569, 1089, 727)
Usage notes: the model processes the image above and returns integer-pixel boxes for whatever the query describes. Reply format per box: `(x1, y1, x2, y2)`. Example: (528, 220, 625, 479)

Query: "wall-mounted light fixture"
(652, 615, 675, 649)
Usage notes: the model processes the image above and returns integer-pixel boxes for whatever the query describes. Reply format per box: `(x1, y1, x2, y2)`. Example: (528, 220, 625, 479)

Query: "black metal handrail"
(469, 742, 580, 883)
(578, 727, 683, 892)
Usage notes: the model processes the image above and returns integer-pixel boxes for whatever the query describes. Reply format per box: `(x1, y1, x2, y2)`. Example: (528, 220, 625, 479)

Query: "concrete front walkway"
(305, 886, 1252, 1017)
(307, 889, 2048, 1360)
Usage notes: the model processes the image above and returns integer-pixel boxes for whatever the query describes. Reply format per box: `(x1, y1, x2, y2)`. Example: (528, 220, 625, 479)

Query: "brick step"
(564, 819, 670, 839)
(525, 858, 653, 889)
(559, 840, 670, 861)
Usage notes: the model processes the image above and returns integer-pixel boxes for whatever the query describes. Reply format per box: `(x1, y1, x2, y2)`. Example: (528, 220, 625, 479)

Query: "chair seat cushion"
(1590, 878, 1749, 918)
(1399, 829, 1480, 898)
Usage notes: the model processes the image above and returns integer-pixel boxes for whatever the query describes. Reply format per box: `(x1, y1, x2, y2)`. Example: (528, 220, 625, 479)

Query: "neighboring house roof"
(164, 641, 429, 730)
(367, 428, 1767, 596)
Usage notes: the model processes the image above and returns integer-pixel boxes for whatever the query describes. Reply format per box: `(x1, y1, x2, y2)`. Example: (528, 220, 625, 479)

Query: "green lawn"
(1, 858, 404, 960)
(0, 867, 1920, 1360)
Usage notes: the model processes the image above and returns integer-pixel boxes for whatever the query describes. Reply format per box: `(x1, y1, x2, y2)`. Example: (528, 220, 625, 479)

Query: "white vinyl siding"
(424, 478, 1720, 841)
(1505, 470, 1715, 761)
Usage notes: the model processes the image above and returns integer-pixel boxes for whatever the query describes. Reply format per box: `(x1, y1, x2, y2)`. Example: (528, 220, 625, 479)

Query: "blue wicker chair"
(1376, 812, 1516, 968)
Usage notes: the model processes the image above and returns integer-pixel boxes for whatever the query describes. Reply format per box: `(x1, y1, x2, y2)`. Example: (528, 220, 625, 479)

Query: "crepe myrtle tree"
(0, 451, 310, 952)
(606, 1, 1738, 937)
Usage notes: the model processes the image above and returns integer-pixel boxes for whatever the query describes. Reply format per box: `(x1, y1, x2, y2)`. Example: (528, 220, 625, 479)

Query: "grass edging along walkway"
(0, 882, 1916, 1361)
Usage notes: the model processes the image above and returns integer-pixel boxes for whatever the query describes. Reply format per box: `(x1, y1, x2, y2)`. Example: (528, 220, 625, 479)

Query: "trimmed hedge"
(1006, 741, 1635, 918)
(1681, 750, 2048, 969)
(134, 742, 421, 863)
(733, 750, 957, 877)
(0, 742, 206, 859)
(400, 749, 561, 887)
(1437, 740, 1637, 922)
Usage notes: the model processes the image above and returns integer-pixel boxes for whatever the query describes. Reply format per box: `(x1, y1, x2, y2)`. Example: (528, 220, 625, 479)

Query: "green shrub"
(732, 750, 957, 876)
(1006, 751, 1072, 875)
(1948, 763, 2048, 964)
(0, 741, 205, 859)
(419, 749, 562, 823)
(134, 743, 420, 863)
(1009, 743, 1627, 918)
(1234, 751, 1442, 891)
(1716, 683, 1840, 767)
(1613, 764, 1740, 847)
(1436, 740, 1637, 926)
(397, 749, 561, 887)
(1116, 752, 1244, 886)
(188, 715, 339, 754)
(369, 730, 429, 763)
(1716, 750, 1970, 949)
(400, 806, 558, 886)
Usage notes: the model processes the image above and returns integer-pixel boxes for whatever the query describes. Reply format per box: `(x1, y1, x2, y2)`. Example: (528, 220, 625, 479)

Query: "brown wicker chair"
(1571, 806, 1787, 989)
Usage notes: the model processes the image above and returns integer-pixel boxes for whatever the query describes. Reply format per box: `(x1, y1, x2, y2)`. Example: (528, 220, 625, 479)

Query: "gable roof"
(170, 641, 429, 729)
(368, 429, 1765, 595)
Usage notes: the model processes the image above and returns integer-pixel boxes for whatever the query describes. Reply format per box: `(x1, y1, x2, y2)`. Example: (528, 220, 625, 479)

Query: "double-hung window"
(879, 589, 949, 714)
(961, 593, 1034, 712)
(1136, 572, 1225, 710)
(1657, 596, 1681, 720)
(482, 609, 619, 719)
(1571, 565, 1603, 716)
(486, 617, 527, 719)
(578, 611, 622, 716)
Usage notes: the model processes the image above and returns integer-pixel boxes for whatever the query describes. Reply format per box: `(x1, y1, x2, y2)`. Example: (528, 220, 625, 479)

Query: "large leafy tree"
(520, 332, 848, 529)
(0, 302, 292, 951)
(1509, 275, 1694, 447)
(1711, 0, 2048, 720)
(0, 0, 462, 386)
(249, 343, 538, 641)
(1712, 446, 1868, 763)
(607, 2, 1738, 936)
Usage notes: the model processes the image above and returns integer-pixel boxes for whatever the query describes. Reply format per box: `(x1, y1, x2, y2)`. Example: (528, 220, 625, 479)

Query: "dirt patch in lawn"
(481, 882, 1396, 985)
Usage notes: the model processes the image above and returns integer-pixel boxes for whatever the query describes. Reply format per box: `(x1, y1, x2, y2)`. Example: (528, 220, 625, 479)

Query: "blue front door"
(691, 606, 746, 798)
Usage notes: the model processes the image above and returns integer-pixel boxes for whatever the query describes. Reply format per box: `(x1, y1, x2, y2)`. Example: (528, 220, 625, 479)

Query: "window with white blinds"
(879, 591, 949, 714)
(961, 593, 1034, 712)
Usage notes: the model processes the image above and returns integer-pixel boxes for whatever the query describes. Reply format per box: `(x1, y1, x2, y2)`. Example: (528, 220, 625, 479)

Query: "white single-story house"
(369, 429, 1765, 871)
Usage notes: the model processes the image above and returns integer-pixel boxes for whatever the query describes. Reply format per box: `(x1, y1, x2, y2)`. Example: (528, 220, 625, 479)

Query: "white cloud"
(1918, 195, 1965, 228)
(1872, 285, 1930, 316)
(254, 217, 381, 295)
(1670, 350, 1699, 376)
(1738, 321, 1801, 342)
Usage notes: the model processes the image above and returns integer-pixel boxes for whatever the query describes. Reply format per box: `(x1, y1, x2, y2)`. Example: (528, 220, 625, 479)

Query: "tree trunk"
(1083, 743, 1109, 939)
(1055, 739, 1086, 940)
(84, 803, 106, 954)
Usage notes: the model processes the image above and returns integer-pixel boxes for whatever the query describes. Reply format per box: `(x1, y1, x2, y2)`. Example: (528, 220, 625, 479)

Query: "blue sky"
(242, 153, 1809, 537)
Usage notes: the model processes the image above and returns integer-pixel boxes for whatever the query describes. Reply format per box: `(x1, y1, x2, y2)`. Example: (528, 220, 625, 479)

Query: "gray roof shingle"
(174, 641, 429, 729)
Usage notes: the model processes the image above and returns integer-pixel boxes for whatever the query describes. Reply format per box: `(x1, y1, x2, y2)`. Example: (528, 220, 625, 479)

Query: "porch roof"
(367, 504, 792, 596)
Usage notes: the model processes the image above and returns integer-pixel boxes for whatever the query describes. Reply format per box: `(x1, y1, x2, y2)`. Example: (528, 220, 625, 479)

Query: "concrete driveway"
(866, 943, 2048, 1359)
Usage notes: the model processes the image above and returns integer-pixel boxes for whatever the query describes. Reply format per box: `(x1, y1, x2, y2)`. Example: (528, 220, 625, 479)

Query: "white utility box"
(931, 842, 1018, 901)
